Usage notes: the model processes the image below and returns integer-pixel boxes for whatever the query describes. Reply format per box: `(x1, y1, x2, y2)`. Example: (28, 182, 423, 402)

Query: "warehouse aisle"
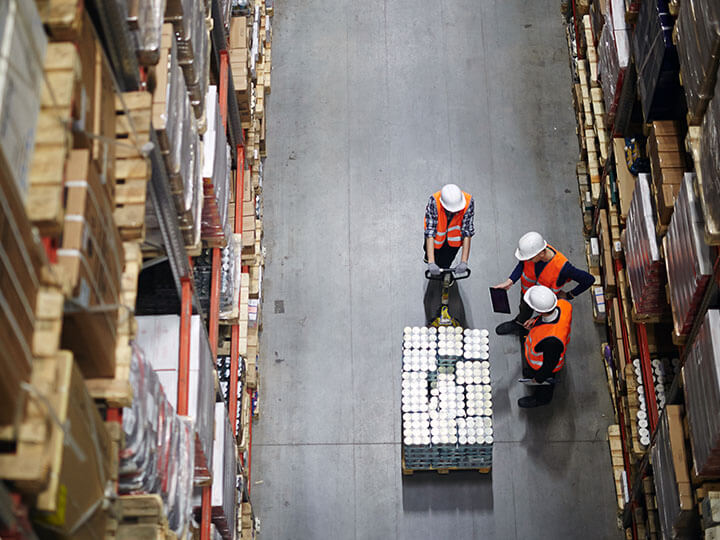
(253, 1, 621, 538)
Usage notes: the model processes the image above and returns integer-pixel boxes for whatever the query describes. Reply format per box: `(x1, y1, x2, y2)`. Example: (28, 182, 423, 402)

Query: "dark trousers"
(515, 295, 535, 324)
(423, 240, 460, 269)
(521, 340, 556, 405)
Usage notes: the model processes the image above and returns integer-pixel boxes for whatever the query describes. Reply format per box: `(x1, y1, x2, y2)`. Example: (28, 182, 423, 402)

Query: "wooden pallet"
(26, 43, 78, 236)
(35, 0, 83, 41)
(401, 456, 491, 476)
(111, 494, 173, 540)
(114, 92, 152, 241)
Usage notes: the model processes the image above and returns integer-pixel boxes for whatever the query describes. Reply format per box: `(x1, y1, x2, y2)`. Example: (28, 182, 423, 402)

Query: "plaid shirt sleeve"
(461, 197, 475, 238)
(424, 196, 438, 238)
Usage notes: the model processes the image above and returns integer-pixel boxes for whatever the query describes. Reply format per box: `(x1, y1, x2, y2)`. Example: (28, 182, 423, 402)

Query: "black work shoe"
(495, 320, 524, 336)
(518, 396, 540, 408)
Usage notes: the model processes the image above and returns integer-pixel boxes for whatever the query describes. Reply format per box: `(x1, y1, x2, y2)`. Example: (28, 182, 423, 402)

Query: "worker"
(424, 184, 474, 275)
(494, 231, 593, 336)
(518, 285, 572, 408)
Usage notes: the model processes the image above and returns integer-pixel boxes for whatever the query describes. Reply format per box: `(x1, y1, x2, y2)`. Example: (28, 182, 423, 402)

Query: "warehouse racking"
(0, 0, 272, 538)
(564, 0, 720, 537)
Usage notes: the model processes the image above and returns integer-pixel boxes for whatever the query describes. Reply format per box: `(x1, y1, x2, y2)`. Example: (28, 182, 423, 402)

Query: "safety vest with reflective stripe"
(524, 299, 572, 372)
(520, 245, 569, 294)
(427, 191, 471, 249)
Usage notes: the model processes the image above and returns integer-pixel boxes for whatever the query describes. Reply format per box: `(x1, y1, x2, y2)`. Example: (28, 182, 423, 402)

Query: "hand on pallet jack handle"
(424, 265, 471, 281)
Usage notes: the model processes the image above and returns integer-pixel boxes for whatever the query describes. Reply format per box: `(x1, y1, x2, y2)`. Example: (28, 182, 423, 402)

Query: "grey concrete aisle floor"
(253, 1, 622, 538)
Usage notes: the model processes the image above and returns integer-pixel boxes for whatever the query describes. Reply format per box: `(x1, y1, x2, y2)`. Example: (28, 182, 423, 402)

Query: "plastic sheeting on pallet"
(597, 0, 630, 116)
(625, 174, 667, 314)
(170, 0, 211, 120)
(631, 0, 682, 121)
(201, 86, 231, 246)
(120, 346, 195, 536)
(698, 76, 720, 244)
(136, 314, 216, 483)
(651, 405, 697, 539)
(675, 0, 720, 124)
(127, 0, 165, 65)
(664, 173, 713, 337)
(0, 0, 47, 199)
(683, 310, 720, 476)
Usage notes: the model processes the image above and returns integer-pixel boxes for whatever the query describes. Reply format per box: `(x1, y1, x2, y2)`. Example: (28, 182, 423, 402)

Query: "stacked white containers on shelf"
(136, 315, 216, 482)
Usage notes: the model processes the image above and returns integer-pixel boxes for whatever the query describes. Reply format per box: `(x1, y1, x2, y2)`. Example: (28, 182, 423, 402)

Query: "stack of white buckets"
(402, 326, 493, 447)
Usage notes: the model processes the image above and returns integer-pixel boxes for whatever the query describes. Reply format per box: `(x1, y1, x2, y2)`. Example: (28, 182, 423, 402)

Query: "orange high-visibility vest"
(520, 245, 569, 294)
(524, 299, 573, 372)
(426, 191, 471, 249)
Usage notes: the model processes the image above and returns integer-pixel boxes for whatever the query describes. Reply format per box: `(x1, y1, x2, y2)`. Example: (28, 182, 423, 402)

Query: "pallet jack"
(424, 266, 471, 327)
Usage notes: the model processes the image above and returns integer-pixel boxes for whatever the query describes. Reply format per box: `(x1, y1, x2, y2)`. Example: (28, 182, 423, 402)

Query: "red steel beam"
(208, 247, 222, 356)
(178, 277, 193, 416)
(200, 485, 212, 540)
(219, 51, 229, 132)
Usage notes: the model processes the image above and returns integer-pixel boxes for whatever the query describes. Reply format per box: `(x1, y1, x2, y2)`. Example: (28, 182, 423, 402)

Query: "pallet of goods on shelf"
(116, 348, 194, 538)
(204, 403, 238, 539)
(217, 354, 245, 435)
(201, 85, 232, 248)
(114, 91, 152, 242)
(0, 352, 112, 540)
(696, 74, 720, 244)
(646, 121, 687, 232)
(597, 0, 631, 121)
(125, 0, 165, 65)
(607, 424, 627, 511)
(631, 0, 683, 122)
(168, 0, 211, 121)
(651, 405, 698, 538)
(0, 0, 47, 203)
(624, 174, 668, 318)
(150, 24, 204, 250)
(663, 173, 714, 341)
(675, 0, 720, 125)
(0, 165, 63, 424)
(59, 148, 126, 378)
(682, 309, 720, 477)
(136, 314, 217, 483)
(229, 16, 252, 128)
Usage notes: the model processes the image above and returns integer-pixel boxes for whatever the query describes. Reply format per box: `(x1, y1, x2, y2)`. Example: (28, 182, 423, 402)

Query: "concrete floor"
(253, 1, 621, 538)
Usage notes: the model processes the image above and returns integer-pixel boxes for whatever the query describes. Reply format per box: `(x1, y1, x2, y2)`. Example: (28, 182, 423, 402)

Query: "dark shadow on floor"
(401, 471, 494, 512)
(423, 280, 470, 328)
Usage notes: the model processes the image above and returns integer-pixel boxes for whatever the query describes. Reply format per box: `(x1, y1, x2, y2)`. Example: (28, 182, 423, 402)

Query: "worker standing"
(494, 231, 593, 336)
(424, 184, 474, 275)
(518, 286, 572, 408)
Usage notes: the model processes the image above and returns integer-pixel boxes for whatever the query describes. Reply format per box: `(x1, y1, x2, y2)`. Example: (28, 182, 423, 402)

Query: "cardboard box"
(31, 353, 111, 539)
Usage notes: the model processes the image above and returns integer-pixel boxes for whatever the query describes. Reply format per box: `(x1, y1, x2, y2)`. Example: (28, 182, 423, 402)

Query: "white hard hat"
(439, 184, 466, 212)
(515, 231, 547, 261)
(524, 285, 558, 313)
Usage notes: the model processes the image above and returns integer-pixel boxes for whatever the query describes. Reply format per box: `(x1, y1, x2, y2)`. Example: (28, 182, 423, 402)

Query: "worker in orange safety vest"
(494, 231, 593, 336)
(423, 184, 474, 274)
(517, 285, 572, 408)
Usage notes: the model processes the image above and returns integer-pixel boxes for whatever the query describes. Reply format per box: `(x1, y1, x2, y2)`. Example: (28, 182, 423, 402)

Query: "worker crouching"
(518, 286, 572, 409)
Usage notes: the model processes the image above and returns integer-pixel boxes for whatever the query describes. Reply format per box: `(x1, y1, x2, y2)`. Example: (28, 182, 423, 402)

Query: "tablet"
(489, 287, 511, 314)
